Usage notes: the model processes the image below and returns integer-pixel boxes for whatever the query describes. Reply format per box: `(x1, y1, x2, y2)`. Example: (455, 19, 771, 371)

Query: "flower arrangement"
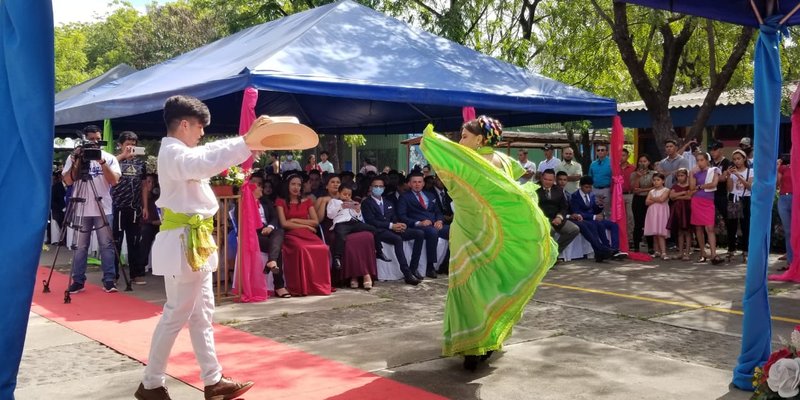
(752, 327, 800, 399)
(210, 165, 248, 187)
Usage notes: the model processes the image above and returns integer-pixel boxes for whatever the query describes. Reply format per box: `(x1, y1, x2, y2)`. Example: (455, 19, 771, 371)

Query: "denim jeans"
(778, 194, 793, 263)
(72, 214, 117, 285)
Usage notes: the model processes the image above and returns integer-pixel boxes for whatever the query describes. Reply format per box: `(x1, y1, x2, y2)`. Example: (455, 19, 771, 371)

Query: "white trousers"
(143, 271, 222, 389)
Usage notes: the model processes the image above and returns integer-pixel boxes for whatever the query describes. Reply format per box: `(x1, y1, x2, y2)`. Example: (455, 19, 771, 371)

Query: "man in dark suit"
(427, 174, 453, 224)
(568, 176, 627, 262)
(362, 176, 424, 285)
(536, 169, 580, 255)
(397, 172, 449, 278)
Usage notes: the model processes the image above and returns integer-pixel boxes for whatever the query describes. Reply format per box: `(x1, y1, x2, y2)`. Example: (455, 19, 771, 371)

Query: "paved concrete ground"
(19, 246, 795, 399)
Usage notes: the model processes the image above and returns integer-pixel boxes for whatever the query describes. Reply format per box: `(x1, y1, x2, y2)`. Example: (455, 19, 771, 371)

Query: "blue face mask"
(371, 187, 384, 197)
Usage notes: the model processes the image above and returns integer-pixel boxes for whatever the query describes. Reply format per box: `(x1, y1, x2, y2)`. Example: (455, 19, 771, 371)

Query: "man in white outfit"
(135, 95, 270, 400)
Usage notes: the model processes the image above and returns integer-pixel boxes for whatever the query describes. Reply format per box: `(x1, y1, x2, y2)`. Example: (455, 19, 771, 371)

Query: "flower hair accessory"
(478, 116, 503, 146)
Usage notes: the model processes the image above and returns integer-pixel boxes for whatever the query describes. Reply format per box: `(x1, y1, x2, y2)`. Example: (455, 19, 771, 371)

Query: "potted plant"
(210, 165, 247, 197)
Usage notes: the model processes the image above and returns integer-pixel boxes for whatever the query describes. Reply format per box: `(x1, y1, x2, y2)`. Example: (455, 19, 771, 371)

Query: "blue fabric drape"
(732, 16, 783, 390)
(0, 0, 54, 397)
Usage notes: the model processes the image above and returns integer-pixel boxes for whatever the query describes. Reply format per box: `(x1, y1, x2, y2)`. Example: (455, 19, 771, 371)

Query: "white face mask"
(286, 155, 293, 161)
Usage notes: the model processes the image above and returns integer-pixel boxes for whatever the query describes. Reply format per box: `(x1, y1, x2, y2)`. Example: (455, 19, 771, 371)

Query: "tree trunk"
(649, 109, 674, 158)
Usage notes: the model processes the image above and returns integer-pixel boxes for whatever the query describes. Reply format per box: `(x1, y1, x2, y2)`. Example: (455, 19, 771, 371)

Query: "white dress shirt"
(151, 136, 251, 276)
(327, 198, 364, 229)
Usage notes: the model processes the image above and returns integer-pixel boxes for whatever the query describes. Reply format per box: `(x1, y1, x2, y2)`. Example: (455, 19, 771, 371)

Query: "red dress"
(668, 184, 692, 230)
(275, 198, 331, 296)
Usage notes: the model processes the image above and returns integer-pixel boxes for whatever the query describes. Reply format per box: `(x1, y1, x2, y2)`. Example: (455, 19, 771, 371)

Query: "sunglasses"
(596, 149, 607, 152)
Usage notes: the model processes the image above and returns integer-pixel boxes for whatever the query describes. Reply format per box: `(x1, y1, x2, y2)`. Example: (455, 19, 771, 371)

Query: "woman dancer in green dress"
(420, 116, 557, 370)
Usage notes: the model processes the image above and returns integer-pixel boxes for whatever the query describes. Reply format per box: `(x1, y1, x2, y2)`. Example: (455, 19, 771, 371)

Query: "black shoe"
(332, 258, 342, 271)
(68, 282, 85, 294)
(437, 265, 449, 275)
(612, 251, 628, 260)
(376, 251, 392, 262)
(480, 351, 494, 362)
(403, 272, 420, 286)
(411, 269, 425, 281)
(463, 355, 480, 371)
(426, 268, 438, 279)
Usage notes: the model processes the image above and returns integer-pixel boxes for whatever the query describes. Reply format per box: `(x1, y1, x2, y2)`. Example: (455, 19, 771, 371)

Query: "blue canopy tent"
(55, 63, 136, 104)
(0, 0, 54, 397)
(55, 0, 616, 136)
(619, 0, 800, 390)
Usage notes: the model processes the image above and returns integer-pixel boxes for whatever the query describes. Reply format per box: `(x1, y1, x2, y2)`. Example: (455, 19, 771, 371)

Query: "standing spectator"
(360, 158, 379, 175)
(619, 148, 636, 236)
(709, 141, 731, 232)
(139, 173, 160, 276)
(588, 144, 612, 218)
(536, 144, 561, 181)
(63, 125, 121, 294)
(644, 173, 671, 260)
(678, 138, 699, 171)
(382, 165, 391, 174)
(112, 131, 147, 285)
(50, 171, 66, 244)
(556, 147, 582, 194)
(631, 155, 656, 253)
(668, 168, 693, 261)
(778, 155, 793, 269)
(725, 149, 753, 263)
(657, 139, 689, 188)
(304, 154, 321, 173)
(422, 164, 432, 177)
(517, 149, 536, 184)
(690, 152, 722, 264)
(739, 137, 754, 167)
(318, 150, 335, 173)
(537, 169, 580, 255)
(280, 153, 301, 172)
(269, 152, 281, 174)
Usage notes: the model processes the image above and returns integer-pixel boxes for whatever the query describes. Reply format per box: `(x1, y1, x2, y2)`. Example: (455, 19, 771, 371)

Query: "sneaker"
(204, 376, 254, 400)
(132, 277, 147, 285)
(134, 383, 172, 400)
(103, 281, 118, 293)
(68, 282, 85, 294)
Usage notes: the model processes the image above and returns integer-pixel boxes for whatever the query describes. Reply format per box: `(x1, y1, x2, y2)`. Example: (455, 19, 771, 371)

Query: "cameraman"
(62, 125, 121, 294)
(112, 131, 148, 285)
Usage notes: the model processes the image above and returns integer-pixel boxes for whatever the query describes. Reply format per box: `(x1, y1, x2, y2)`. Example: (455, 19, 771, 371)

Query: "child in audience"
(668, 168, 693, 261)
(644, 173, 671, 260)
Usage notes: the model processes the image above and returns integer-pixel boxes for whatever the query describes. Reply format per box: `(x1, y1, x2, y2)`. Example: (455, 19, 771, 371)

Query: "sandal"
(653, 252, 662, 258)
(662, 255, 671, 261)
(363, 279, 373, 291)
(697, 257, 708, 263)
(263, 261, 280, 275)
(350, 279, 359, 289)
(711, 256, 723, 265)
(275, 288, 291, 298)
(680, 254, 690, 261)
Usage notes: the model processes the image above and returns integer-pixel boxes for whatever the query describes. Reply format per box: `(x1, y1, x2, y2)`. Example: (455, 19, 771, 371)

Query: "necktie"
(417, 192, 426, 208)
(584, 194, 590, 206)
(378, 201, 383, 215)
(546, 188, 551, 200)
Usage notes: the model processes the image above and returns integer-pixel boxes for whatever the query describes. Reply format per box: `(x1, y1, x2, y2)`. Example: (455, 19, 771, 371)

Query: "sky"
(52, 0, 166, 25)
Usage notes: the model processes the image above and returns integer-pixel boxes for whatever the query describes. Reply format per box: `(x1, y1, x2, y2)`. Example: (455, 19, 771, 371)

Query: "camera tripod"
(43, 164, 132, 303)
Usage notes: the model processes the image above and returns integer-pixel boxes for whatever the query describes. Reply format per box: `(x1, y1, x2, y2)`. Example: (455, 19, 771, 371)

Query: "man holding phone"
(112, 130, 148, 285)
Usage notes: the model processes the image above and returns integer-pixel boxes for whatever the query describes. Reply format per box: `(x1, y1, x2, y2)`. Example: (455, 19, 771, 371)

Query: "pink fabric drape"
(233, 87, 269, 301)
(769, 88, 800, 282)
(462, 106, 476, 122)
(611, 116, 652, 262)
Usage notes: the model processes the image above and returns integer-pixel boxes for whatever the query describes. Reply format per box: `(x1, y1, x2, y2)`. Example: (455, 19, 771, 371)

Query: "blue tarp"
(0, 0, 54, 397)
(619, 0, 800, 27)
(55, 63, 135, 104)
(55, 0, 616, 135)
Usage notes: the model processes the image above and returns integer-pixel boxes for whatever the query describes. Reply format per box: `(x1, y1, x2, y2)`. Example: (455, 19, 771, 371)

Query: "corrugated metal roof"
(617, 83, 798, 112)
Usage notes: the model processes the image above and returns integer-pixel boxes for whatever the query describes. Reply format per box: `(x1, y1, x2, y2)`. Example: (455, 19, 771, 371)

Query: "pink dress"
(644, 187, 670, 237)
(276, 198, 332, 296)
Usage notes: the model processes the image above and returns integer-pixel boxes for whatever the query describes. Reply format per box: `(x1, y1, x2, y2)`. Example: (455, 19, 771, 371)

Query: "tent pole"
(779, 2, 800, 25)
(750, 0, 764, 25)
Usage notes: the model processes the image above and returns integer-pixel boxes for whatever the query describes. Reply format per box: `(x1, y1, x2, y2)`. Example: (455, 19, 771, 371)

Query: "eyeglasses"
(596, 149, 607, 152)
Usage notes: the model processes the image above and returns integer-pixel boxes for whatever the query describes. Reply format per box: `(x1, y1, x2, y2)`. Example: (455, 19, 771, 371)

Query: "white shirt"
(151, 136, 251, 276)
(537, 157, 562, 173)
(681, 151, 697, 171)
(730, 168, 753, 198)
(62, 150, 120, 217)
(369, 195, 394, 230)
(319, 160, 335, 173)
(518, 160, 536, 184)
(281, 159, 301, 172)
(359, 164, 378, 174)
(327, 198, 363, 229)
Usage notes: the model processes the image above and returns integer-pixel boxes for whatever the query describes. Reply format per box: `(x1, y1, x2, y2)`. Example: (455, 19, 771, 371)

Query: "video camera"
(75, 138, 107, 161)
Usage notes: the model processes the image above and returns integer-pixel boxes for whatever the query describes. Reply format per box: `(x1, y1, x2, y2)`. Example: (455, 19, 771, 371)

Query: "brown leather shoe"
(204, 376, 254, 400)
(134, 383, 172, 400)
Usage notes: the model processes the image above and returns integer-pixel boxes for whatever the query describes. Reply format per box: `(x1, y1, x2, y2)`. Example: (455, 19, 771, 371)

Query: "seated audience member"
(339, 171, 355, 188)
(308, 169, 323, 198)
(427, 174, 453, 224)
(397, 172, 449, 278)
(251, 180, 290, 298)
(568, 176, 627, 262)
(275, 174, 331, 296)
(362, 176, 424, 285)
(327, 184, 391, 290)
(537, 169, 580, 254)
(556, 171, 570, 195)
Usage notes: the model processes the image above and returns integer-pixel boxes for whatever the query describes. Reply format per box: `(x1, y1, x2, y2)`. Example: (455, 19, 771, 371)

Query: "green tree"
(84, 3, 142, 73)
(55, 24, 92, 92)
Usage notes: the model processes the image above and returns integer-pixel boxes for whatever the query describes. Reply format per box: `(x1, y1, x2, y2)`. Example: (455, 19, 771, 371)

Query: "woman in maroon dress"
(275, 174, 331, 296)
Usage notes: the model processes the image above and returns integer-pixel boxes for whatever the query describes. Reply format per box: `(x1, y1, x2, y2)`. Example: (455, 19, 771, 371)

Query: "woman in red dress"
(275, 174, 331, 296)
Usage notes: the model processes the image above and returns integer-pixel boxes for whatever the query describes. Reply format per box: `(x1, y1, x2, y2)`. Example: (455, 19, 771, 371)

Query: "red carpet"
(31, 267, 447, 400)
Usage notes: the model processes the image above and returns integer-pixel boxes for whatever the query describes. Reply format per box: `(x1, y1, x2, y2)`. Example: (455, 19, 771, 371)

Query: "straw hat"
(247, 116, 319, 150)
